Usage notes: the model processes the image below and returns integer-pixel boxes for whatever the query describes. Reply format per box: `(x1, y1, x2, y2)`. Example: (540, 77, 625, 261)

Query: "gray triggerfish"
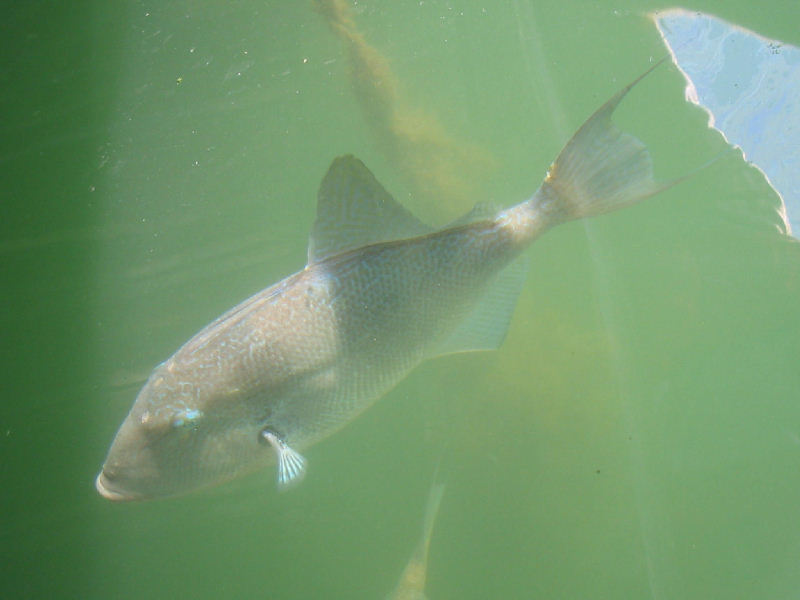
(96, 63, 669, 501)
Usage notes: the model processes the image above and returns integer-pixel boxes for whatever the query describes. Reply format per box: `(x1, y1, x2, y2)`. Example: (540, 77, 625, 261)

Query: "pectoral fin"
(260, 428, 307, 490)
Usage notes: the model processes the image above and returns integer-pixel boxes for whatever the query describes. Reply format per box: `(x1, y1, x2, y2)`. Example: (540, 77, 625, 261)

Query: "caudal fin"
(534, 59, 671, 224)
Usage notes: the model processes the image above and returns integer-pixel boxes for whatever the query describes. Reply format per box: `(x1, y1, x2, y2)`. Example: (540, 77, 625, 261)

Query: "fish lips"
(95, 469, 143, 502)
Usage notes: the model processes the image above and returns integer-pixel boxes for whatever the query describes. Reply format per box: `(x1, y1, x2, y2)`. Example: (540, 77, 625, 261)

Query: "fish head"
(96, 363, 269, 501)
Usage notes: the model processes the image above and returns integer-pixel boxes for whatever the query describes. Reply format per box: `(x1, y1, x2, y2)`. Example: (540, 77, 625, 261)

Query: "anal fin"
(428, 254, 528, 357)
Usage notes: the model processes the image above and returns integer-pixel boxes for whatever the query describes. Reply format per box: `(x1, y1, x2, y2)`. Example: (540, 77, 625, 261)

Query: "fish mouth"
(95, 470, 140, 502)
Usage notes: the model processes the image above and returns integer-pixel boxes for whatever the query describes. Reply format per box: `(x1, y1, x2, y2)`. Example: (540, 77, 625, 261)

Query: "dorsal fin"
(308, 155, 432, 264)
(443, 200, 500, 229)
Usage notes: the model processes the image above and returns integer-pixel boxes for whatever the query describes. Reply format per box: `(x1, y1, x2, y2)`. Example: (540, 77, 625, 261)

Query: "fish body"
(96, 64, 665, 501)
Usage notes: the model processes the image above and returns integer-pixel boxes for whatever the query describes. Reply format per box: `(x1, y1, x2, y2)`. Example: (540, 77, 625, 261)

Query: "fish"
(386, 481, 446, 600)
(96, 62, 669, 501)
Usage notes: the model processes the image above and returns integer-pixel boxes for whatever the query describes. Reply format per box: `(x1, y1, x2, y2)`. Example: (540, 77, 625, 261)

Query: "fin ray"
(260, 429, 307, 491)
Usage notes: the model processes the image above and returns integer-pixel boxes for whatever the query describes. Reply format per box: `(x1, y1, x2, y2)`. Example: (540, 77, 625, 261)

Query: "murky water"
(3, 2, 799, 598)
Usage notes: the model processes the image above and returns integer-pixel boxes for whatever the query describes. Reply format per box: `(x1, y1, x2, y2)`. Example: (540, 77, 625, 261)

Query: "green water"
(3, 1, 800, 598)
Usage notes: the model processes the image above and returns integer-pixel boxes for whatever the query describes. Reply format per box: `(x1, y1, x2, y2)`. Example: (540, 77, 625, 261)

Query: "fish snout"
(95, 468, 141, 502)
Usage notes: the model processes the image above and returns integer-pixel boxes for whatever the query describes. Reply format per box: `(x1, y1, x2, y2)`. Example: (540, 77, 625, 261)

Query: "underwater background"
(2, 1, 799, 598)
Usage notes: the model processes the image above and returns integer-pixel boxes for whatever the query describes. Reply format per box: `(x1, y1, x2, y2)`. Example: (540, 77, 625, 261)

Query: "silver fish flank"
(96, 63, 668, 501)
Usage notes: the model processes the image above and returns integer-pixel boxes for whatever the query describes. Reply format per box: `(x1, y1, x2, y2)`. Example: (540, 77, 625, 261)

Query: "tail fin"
(534, 58, 672, 224)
